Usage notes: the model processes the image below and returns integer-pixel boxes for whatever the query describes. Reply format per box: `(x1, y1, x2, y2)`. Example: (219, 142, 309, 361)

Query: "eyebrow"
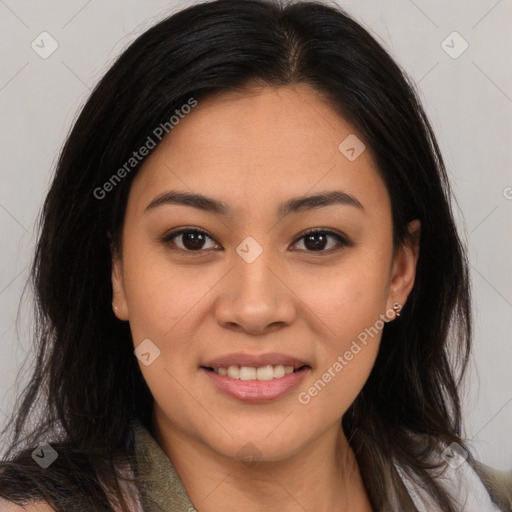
(144, 189, 363, 217)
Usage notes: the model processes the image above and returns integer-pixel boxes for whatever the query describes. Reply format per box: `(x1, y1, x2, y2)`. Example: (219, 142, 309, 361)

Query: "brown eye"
(162, 228, 219, 253)
(292, 229, 350, 253)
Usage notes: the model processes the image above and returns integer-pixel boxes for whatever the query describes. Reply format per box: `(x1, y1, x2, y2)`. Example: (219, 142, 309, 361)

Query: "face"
(112, 83, 419, 463)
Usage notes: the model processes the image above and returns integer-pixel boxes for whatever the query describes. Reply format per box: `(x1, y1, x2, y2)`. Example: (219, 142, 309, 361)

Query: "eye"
(161, 227, 351, 255)
(291, 229, 351, 253)
(161, 228, 220, 254)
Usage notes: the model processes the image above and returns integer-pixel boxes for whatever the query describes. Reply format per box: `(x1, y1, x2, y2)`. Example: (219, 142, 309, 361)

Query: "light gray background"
(1, 0, 511, 470)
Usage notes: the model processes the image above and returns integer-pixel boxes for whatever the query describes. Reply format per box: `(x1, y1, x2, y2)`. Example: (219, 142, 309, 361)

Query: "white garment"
(395, 453, 501, 512)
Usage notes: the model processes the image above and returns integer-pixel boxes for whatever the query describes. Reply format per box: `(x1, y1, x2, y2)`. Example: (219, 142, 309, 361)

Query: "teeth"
(274, 365, 285, 378)
(239, 366, 257, 380)
(256, 365, 274, 381)
(227, 365, 240, 379)
(213, 364, 298, 380)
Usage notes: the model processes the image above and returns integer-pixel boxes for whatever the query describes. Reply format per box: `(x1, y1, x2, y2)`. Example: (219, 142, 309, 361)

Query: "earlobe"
(111, 252, 129, 321)
(387, 219, 421, 312)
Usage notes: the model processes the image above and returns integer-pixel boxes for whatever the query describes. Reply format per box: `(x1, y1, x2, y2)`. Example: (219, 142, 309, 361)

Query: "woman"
(0, 0, 510, 510)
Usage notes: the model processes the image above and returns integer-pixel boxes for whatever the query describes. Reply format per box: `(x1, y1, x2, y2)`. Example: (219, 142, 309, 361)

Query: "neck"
(151, 408, 373, 512)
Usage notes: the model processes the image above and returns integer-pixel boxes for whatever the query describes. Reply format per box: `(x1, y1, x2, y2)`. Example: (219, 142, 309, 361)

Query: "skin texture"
(112, 83, 420, 512)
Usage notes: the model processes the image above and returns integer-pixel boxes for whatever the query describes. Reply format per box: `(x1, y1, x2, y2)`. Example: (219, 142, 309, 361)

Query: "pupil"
(305, 233, 327, 251)
(183, 231, 205, 250)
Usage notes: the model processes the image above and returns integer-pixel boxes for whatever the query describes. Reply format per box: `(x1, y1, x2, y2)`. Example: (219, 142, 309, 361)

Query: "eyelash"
(160, 227, 351, 256)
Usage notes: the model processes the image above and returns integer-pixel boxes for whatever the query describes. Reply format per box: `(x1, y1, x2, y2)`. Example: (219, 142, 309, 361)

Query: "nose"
(213, 243, 297, 336)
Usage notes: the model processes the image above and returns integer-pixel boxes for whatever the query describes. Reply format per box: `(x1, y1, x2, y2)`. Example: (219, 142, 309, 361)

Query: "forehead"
(129, 83, 390, 220)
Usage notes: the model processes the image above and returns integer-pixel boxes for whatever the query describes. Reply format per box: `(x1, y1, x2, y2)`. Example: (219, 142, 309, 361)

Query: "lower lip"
(201, 367, 310, 403)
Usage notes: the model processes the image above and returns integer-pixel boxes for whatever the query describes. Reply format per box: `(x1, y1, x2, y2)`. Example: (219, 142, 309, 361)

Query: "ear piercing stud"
(393, 303, 402, 317)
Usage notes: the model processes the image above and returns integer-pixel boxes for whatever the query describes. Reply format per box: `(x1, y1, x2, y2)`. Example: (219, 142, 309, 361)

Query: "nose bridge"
(236, 235, 277, 297)
(215, 234, 296, 333)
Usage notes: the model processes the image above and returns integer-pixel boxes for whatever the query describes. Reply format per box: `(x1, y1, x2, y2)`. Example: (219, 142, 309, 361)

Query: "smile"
(208, 364, 303, 380)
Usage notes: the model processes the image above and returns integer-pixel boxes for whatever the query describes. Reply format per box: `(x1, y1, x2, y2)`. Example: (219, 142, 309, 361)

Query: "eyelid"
(160, 226, 352, 254)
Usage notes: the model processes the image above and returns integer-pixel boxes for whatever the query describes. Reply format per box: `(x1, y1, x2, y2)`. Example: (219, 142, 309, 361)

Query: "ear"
(387, 219, 421, 312)
(111, 244, 130, 321)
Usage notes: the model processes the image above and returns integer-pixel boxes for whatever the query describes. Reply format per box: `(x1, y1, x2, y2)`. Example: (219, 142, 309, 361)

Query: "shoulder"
(0, 442, 110, 509)
(0, 440, 143, 511)
(395, 443, 510, 511)
(470, 459, 512, 511)
(0, 497, 55, 511)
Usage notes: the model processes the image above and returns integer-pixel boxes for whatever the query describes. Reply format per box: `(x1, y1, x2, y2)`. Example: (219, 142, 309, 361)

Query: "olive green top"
(133, 419, 196, 512)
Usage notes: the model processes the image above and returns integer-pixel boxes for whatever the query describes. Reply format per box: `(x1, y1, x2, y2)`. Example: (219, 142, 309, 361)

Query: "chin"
(203, 425, 307, 465)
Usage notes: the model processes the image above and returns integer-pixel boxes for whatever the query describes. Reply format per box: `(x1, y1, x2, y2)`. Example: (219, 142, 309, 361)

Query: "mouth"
(200, 361, 311, 403)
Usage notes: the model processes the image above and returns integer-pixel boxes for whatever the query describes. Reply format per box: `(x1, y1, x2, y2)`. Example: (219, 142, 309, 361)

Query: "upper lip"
(201, 352, 310, 369)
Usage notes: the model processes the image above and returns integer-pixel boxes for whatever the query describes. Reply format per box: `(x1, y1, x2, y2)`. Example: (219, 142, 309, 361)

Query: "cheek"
(305, 251, 390, 337)
(121, 243, 211, 346)
(294, 319, 383, 428)
(121, 248, 212, 417)
(296, 254, 390, 413)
